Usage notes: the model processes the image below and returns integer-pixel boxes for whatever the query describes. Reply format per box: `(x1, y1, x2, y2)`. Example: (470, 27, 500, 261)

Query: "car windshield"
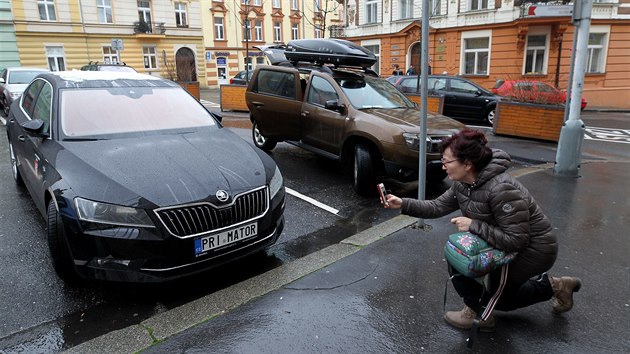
(9, 71, 46, 84)
(98, 66, 137, 72)
(60, 86, 216, 138)
(336, 76, 413, 109)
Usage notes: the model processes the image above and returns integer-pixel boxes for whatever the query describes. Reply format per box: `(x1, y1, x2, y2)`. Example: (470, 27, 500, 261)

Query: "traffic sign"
(528, 5, 573, 17)
(111, 38, 124, 51)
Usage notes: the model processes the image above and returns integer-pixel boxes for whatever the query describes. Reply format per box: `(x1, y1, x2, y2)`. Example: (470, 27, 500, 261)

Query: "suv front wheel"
(353, 144, 376, 196)
(252, 121, 277, 151)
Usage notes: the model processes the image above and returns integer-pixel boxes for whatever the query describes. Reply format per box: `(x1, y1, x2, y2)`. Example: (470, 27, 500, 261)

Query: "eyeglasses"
(440, 158, 458, 166)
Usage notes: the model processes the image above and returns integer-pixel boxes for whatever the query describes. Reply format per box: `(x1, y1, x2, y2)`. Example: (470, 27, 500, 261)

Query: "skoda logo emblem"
(216, 190, 229, 202)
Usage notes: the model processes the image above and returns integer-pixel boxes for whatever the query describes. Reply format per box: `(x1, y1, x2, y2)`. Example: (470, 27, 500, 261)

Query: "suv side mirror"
(22, 119, 49, 137)
(325, 99, 344, 113)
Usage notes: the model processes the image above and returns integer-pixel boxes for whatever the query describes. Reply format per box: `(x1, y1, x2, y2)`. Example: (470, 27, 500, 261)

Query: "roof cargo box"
(285, 39, 377, 68)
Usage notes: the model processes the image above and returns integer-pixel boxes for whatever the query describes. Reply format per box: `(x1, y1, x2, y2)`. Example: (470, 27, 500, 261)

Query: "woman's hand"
(384, 194, 402, 209)
(451, 216, 472, 231)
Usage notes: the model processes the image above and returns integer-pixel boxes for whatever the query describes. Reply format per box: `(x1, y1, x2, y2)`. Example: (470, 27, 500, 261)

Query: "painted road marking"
(285, 187, 340, 216)
(585, 127, 630, 144)
(200, 99, 220, 107)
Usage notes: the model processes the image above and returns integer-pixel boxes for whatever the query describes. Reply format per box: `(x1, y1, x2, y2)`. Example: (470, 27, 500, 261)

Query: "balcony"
(329, 25, 346, 38)
(133, 21, 166, 37)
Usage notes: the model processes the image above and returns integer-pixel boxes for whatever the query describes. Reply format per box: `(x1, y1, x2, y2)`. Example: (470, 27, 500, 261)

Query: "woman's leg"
(485, 273, 554, 312)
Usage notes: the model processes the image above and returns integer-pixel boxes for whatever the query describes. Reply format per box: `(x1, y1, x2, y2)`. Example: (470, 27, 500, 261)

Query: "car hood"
(362, 108, 465, 133)
(57, 129, 269, 208)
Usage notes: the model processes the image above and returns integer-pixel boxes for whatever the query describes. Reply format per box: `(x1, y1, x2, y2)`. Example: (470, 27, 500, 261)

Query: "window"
(273, 0, 280, 8)
(308, 76, 338, 107)
(214, 17, 225, 40)
(175, 2, 188, 27)
(363, 44, 380, 75)
(314, 25, 322, 39)
(255, 70, 296, 99)
(450, 79, 480, 94)
(253, 0, 261, 5)
(462, 36, 489, 75)
(103, 47, 119, 64)
(245, 57, 253, 71)
(587, 33, 606, 73)
(429, 0, 441, 15)
(32, 83, 53, 133)
(366, 0, 378, 24)
(256, 57, 265, 64)
(274, 22, 282, 42)
(243, 20, 252, 41)
(524, 34, 547, 74)
(314, 0, 321, 12)
(21, 80, 45, 117)
(143, 47, 158, 69)
(254, 20, 263, 41)
(38, 0, 56, 21)
(291, 0, 298, 10)
(46, 46, 65, 71)
(399, 0, 413, 19)
(291, 23, 299, 40)
(138, 0, 152, 24)
(469, 0, 488, 11)
(97, 0, 112, 23)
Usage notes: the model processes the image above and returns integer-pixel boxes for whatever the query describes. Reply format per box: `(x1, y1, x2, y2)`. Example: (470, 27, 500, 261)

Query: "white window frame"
(291, 23, 299, 39)
(469, 0, 488, 11)
(362, 40, 381, 75)
(365, 0, 378, 24)
(273, 0, 280, 8)
(523, 32, 548, 75)
(138, 0, 152, 23)
(314, 25, 322, 38)
(291, 0, 298, 10)
(45, 46, 65, 71)
(38, 0, 56, 21)
(175, 2, 188, 27)
(253, 0, 261, 5)
(102, 46, 119, 64)
(460, 30, 491, 75)
(429, 0, 441, 15)
(243, 20, 252, 41)
(314, 0, 321, 12)
(97, 0, 112, 23)
(143, 46, 158, 69)
(254, 20, 263, 41)
(587, 25, 610, 74)
(274, 22, 282, 42)
(214, 17, 225, 40)
(399, 0, 413, 19)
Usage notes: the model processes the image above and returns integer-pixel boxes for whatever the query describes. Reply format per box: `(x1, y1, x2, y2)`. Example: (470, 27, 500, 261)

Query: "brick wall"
(493, 101, 565, 142)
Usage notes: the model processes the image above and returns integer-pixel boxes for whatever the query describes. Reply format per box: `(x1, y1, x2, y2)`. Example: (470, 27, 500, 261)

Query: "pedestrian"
(392, 64, 403, 76)
(406, 64, 417, 75)
(384, 128, 581, 332)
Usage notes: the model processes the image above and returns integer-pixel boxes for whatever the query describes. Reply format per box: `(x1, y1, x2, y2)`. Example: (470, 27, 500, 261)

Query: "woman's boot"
(550, 276, 582, 314)
(444, 305, 495, 332)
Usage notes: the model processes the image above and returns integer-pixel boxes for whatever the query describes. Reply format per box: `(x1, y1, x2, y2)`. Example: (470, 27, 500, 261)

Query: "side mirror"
(325, 99, 344, 113)
(475, 90, 483, 96)
(0, 78, 5, 84)
(22, 119, 48, 137)
(209, 110, 223, 123)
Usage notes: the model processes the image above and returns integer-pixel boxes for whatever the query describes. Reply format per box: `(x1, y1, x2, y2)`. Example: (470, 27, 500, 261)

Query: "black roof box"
(285, 39, 377, 68)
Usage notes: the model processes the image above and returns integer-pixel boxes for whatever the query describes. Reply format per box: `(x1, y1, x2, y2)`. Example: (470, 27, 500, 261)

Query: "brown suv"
(246, 39, 464, 195)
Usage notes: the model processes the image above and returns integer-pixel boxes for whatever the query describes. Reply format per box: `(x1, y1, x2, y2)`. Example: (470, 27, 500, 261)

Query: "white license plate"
(194, 222, 257, 256)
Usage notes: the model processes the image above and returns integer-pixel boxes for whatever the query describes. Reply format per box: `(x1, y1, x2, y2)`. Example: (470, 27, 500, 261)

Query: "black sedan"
(387, 75, 498, 124)
(6, 71, 285, 283)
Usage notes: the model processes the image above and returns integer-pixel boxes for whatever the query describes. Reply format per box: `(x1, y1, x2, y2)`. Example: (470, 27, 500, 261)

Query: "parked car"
(246, 39, 465, 196)
(387, 75, 499, 124)
(230, 70, 253, 85)
(6, 71, 285, 283)
(80, 61, 137, 73)
(492, 80, 587, 110)
(0, 67, 49, 116)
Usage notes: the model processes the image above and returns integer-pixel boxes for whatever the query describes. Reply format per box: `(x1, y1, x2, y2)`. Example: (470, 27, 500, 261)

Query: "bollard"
(554, 119, 585, 177)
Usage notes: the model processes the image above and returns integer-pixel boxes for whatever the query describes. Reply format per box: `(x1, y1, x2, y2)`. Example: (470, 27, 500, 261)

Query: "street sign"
(111, 38, 124, 51)
(528, 5, 573, 17)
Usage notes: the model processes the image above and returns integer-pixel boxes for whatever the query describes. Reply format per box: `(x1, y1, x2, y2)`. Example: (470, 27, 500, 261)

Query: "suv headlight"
(403, 133, 443, 153)
(269, 165, 283, 199)
(74, 197, 155, 228)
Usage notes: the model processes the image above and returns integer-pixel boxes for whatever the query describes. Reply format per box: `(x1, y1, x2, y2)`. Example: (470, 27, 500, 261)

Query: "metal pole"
(416, 0, 429, 229)
(554, 0, 592, 176)
(563, 22, 579, 122)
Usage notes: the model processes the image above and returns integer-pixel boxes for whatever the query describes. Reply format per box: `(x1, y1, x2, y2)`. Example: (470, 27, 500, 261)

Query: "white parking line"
(285, 187, 340, 216)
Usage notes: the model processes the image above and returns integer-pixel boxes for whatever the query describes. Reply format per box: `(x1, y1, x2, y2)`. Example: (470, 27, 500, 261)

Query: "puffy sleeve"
(401, 186, 459, 219)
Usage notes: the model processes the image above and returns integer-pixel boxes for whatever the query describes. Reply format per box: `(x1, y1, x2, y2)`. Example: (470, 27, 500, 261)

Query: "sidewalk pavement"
(65, 102, 630, 353)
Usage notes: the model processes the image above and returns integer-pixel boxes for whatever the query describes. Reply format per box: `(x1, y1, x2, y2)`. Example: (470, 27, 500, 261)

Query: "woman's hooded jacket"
(401, 149, 558, 281)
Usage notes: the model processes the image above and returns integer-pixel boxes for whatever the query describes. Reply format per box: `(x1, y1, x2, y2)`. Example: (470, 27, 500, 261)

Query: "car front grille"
(155, 187, 269, 239)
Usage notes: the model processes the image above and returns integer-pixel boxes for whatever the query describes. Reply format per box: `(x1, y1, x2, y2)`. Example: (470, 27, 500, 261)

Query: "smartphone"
(377, 183, 388, 207)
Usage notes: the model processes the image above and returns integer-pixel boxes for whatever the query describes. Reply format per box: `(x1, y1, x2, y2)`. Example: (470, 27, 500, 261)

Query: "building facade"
(338, 0, 630, 109)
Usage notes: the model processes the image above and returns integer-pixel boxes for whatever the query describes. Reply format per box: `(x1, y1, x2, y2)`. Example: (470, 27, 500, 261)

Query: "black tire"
(8, 142, 24, 186)
(252, 121, 277, 151)
(353, 144, 375, 196)
(486, 106, 496, 125)
(2, 99, 9, 117)
(47, 200, 80, 284)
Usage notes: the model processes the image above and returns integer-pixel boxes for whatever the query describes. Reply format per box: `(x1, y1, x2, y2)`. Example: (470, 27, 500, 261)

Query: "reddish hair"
(440, 128, 493, 172)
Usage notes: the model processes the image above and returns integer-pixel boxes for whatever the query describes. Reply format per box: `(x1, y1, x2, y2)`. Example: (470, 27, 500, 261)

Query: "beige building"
(11, 0, 206, 86)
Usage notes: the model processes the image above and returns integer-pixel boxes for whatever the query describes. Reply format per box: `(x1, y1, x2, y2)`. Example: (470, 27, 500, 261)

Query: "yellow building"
(11, 0, 207, 87)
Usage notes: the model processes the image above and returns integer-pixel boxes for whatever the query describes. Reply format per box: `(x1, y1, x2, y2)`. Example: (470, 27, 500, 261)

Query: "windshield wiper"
(63, 137, 110, 141)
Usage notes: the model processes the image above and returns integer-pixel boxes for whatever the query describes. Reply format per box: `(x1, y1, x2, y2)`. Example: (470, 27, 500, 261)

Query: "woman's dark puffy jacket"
(401, 149, 558, 282)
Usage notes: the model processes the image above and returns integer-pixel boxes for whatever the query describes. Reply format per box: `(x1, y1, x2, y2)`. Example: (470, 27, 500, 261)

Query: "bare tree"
(299, 0, 340, 38)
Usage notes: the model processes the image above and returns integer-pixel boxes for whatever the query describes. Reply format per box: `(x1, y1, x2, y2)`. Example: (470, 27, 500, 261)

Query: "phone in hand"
(377, 183, 388, 207)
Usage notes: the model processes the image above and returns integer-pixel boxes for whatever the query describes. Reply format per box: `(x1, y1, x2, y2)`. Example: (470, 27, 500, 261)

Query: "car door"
(443, 78, 485, 119)
(246, 66, 302, 141)
(301, 74, 346, 153)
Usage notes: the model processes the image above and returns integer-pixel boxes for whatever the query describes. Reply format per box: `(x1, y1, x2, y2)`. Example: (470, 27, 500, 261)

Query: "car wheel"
(8, 142, 24, 186)
(47, 199, 80, 284)
(252, 121, 277, 151)
(353, 144, 375, 196)
(487, 107, 496, 125)
(2, 100, 9, 117)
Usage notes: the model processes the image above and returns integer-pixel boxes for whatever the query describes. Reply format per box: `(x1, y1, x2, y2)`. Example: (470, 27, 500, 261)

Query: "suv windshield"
(335, 76, 413, 109)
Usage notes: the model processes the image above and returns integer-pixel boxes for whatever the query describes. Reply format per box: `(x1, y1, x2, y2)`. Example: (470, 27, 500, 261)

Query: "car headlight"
(74, 197, 155, 228)
(9, 91, 22, 100)
(269, 165, 283, 199)
(402, 133, 440, 152)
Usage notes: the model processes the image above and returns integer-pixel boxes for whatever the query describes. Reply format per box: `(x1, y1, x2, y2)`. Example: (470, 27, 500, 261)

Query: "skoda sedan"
(6, 71, 285, 283)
